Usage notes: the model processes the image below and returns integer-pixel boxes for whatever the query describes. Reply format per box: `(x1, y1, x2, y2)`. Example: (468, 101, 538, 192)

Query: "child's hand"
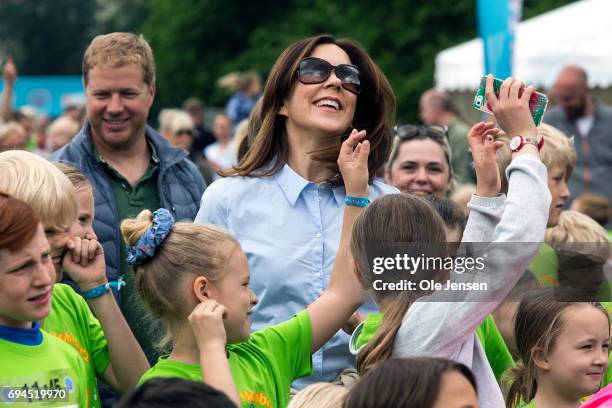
(338, 129, 370, 197)
(63, 237, 107, 291)
(188, 299, 228, 350)
(468, 121, 504, 197)
(485, 75, 537, 139)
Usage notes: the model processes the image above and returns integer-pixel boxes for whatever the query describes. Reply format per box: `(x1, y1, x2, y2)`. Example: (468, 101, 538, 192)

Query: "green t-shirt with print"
(351, 313, 513, 383)
(0, 331, 89, 407)
(140, 310, 313, 408)
(43, 283, 111, 408)
(475, 315, 515, 381)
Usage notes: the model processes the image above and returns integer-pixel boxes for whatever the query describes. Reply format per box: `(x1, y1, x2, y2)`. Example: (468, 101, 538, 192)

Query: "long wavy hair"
(226, 34, 396, 186)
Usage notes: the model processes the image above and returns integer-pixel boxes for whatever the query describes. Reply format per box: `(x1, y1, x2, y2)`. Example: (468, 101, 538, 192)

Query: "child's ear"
(193, 276, 210, 302)
(531, 346, 550, 370)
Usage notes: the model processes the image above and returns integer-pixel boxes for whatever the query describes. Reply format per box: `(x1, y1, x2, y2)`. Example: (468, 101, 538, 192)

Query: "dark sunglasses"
(394, 124, 449, 141)
(297, 57, 362, 94)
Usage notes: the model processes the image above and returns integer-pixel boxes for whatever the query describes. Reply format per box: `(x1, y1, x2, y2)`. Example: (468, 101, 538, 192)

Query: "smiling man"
(50, 33, 206, 365)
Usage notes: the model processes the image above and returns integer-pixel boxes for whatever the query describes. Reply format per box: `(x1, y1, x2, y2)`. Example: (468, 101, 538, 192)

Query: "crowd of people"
(0, 31, 611, 408)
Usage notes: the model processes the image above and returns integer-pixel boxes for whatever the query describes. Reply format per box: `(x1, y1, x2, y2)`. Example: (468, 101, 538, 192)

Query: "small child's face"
(44, 225, 71, 279)
(432, 371, 479, 408)
(69, 187, 96, 240)
(541, 305, 609, 398)
(547, 164, 570, 227)
(205, 242, 259, 343)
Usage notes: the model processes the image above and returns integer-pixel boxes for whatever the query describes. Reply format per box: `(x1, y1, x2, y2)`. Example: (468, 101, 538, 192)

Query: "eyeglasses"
(394, 124, 449, 141)
(297, 57, 362, 94)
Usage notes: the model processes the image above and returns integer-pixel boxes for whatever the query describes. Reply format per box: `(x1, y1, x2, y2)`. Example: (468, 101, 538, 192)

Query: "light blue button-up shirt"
(195, 164, 398, 385)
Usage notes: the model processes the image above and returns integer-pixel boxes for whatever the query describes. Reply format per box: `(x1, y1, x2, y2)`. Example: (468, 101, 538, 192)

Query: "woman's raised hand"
(338, 129, 370, 197)
(468, 121, 504, 197)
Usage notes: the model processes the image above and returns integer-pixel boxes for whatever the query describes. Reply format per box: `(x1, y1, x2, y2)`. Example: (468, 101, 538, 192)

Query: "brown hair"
(386, 125, 455, 190)
(351, 194, 447, 373)
(0, 192, 41, 252)
(54, 162, 92, 193)
(226, 34, 396, 186)
(572, 193, 610, 227)
(504, 288, 610, 407)
(345, 357, 477, 408)
(120, 210, 237, 349)
(83, 32, 155, 86)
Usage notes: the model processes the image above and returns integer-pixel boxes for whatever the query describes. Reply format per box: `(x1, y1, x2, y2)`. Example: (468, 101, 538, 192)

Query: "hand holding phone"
(473, 75, 548, 126)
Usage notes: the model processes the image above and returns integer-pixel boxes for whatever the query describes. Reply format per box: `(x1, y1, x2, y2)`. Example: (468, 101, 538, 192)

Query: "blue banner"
(0, 76, 84, 117)
(477, 0, 522, 79)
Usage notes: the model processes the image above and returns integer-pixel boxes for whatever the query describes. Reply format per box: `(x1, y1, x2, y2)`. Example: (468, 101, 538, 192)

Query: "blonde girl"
(125, 131, 371, 407)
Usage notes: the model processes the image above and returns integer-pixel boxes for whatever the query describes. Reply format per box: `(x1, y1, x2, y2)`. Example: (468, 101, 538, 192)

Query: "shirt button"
(315, 232, 321, 238)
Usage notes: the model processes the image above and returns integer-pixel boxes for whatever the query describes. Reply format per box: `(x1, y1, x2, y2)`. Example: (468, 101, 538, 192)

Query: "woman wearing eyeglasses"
(195, 34, 397, 386)
(385, 125, 454, 197)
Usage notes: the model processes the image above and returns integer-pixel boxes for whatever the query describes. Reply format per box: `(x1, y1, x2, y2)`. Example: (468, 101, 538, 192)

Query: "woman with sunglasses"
(385, 125, 455, 197)
(195, 34, 397, 385)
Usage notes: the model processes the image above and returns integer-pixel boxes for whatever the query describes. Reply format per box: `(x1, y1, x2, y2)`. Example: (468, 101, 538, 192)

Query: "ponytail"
(357, 291, 412, 374)
(504, 362, 536, 408)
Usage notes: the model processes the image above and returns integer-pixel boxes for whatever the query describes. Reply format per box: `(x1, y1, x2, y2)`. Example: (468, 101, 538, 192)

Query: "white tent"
(436, 0, 612, 91)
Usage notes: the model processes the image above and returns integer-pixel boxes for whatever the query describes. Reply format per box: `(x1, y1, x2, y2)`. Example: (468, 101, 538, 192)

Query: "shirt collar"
(0, 321, 42, 346)
(273, 164, 311, 206)
(274, 164, 345, 207)
(94, 138, 160, 167)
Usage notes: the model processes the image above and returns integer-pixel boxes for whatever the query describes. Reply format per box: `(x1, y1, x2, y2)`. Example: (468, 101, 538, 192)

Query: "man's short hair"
(115, 378, 235, 408)
(82, 32, 155, 86)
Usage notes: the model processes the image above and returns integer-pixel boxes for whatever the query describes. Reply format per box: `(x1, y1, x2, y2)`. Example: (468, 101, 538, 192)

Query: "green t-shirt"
(0, 331, 89, 407)
(140, 310, 313, 408)
(43, 283, 111, 408)
(529, 243, 559, 287)
(475, 315, 515, 381)
(351, 313, 513, 382)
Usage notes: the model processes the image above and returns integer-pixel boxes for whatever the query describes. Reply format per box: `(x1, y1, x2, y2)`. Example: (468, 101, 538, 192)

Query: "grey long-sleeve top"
(393, 155, 551, 408)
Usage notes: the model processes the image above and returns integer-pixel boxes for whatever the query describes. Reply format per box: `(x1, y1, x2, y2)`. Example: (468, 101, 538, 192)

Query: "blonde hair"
(158, 109, 180, 135)
(83, 32, 155, 86)
(287, 383, 348, 408)
(47, 116, 80, 140)
(0, 121, 27, 145)
(120, 210, 237, 350)
(0, 150, 78, 229)
(54, 162, 92, 193)
(168, 110, 194, 135)
(496, 123, 576, 193)
(545, 210, 610, 261)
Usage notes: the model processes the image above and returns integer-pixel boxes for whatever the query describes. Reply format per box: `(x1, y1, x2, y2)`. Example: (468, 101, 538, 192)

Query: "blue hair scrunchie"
(127, 208, 175, 266)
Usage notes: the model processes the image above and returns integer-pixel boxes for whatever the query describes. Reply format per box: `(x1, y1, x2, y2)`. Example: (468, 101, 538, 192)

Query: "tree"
(145, 0, 576, 122)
